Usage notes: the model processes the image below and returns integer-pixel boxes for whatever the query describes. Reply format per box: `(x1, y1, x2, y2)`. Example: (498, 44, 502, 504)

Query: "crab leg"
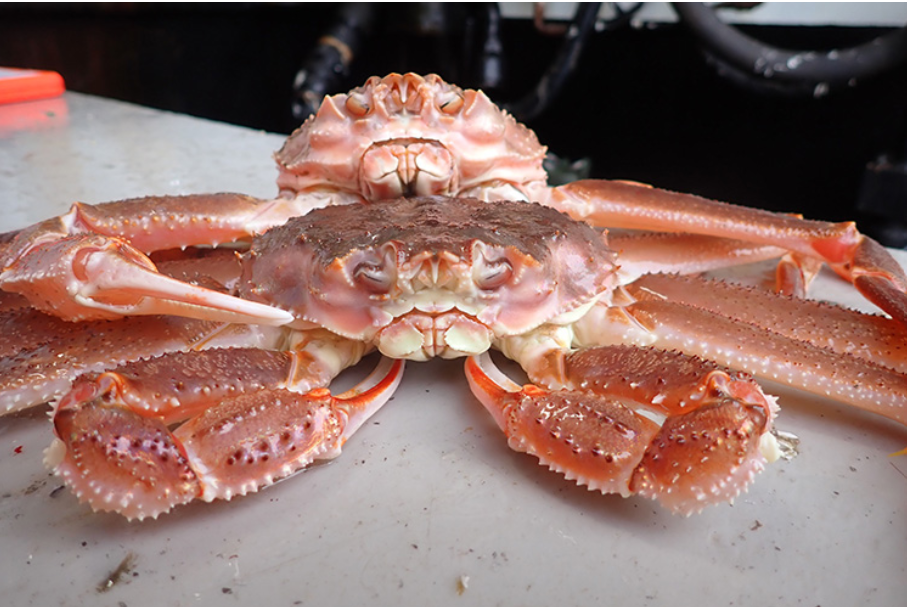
(609, 232, 823, 296)
(607, 232, 788, 286)
(47, 348, 403, 520)
(582, 283, 907, 426)
(0, 251, 290, 413)
(0, 193, 343, 324)
(0, 309, 280, 414)
(466, 349, 777, 515)
(626, 273, 907, 374)
(545, 180, 907, 323)
(0, 194, 327, 260)
(0, 234, 292, 324)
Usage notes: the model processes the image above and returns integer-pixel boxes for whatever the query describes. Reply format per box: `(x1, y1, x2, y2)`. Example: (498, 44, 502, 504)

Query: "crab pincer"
(466, 347, 778, 515)
(0, 194, 311, 325)
(47, 352, 403, 520)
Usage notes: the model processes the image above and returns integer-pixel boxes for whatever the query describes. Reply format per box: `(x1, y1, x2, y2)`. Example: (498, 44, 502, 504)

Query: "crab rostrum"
(0, 74, 905, 520)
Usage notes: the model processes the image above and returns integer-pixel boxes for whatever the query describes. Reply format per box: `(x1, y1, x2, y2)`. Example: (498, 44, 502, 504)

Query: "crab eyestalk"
(466, 349, 778, 515)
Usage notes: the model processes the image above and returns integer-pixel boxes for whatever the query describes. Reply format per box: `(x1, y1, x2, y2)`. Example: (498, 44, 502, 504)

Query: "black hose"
(673, 2, 907, 94)
(291, 3, 376, 121)
(504, 3, 603, 121)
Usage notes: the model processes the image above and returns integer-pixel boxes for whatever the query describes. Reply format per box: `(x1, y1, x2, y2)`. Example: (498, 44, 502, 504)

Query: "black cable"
(673, 2, 907, 95)
(291, 3, 376, 121)
(504, 3, 603, 122)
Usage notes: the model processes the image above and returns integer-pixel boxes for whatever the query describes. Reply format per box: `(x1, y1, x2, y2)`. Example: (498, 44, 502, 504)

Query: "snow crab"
(1, 73, 905, 520)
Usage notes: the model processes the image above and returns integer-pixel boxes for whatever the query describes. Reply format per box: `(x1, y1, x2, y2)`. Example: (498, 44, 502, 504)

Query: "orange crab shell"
(274, 73, 549, 199)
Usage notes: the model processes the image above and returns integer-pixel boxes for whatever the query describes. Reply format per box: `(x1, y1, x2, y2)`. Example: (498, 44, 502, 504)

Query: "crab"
(1, 73, 905, 521)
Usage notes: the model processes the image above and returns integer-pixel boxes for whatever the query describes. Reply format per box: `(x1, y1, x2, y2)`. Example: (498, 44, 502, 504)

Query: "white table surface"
(0, 92, 905, 607)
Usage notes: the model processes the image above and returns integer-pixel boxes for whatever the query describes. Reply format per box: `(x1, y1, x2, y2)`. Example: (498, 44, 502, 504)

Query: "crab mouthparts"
(376, 312, 493, 361)
(360, 139, 456, 199)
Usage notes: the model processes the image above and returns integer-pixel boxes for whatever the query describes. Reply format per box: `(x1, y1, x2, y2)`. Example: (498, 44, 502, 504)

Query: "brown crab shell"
(238, 196, 618, 346)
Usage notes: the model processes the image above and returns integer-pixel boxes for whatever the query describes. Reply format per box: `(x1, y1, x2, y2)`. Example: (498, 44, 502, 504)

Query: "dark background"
(2, 3, 906, 244)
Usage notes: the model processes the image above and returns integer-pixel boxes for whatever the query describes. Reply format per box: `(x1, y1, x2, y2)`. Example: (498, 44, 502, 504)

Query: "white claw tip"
(760, 432, 781, 464)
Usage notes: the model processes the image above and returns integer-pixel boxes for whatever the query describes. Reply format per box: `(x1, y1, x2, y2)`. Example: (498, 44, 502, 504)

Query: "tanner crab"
(1, 73, 905, 520)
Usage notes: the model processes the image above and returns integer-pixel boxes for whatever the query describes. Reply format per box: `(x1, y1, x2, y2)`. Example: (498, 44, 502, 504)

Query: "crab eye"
(346, 92, 370, 117)
(438, 92, 464, 114)
(476, 258, 513, 290)
(354, 261, 393, 294)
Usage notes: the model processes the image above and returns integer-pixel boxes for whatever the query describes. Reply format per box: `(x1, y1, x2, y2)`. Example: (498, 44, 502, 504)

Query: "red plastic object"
(0, 67, 66, 105)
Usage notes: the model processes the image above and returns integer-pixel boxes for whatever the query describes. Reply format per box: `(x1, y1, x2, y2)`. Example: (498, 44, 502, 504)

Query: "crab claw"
(466, 349, 778, 515)
(47, 356, 404, 520)
(0, 235, 293, 325)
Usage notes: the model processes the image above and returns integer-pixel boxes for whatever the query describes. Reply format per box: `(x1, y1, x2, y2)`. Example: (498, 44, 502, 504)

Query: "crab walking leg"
(609, 232, 822, 296)
(0, 193, 347, 262)
(545, 180, 907, 323)
(608, 232, 788, 286)
(0, 310, 280, 414)
(48, 351, 403, 520)
(625, 273, 907, 374)
(466, 349, 776, 515)
(585, 299, 907, 426)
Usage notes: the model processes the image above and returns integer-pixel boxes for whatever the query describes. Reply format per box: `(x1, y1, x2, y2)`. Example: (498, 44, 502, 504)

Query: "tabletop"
(0, 92, 905, 607)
